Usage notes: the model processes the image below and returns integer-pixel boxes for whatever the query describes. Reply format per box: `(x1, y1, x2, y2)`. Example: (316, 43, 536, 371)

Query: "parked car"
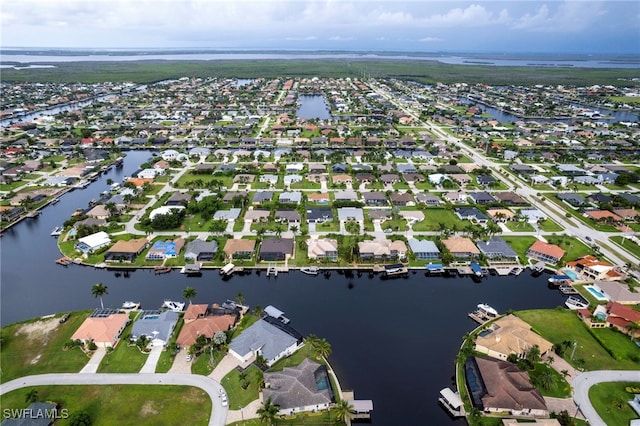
(59, 313, 70, 324)
(221, 394, 228, 407)
(185, 354, 192, 362)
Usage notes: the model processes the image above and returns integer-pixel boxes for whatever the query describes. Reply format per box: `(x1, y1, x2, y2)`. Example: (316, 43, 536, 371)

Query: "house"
(331, 174, 352, 185)
(223, 239, 256, 259)
(603, 302, 640, 337)
(476, 238, 518, 261)
(519, 208, 547, 223)
(104, 238, 149, 262)
(444, 191, 467, 204)
(441, 237, 480, 259)
(557, 192, 586, 206)
(252, 191, 273, 205)
(469, 191, 496, 205)
(263, 358, 334, 415)
(408, 238, 440, 260)
(71, 309, 129, 348)
(486, 209, 515, 222)
(85, 205, 111, 220)
(380, 174, 401, 185)
(233, 174, 255, 184)
(565, 255, 624, 281)
(390, 192, 415, 206)
(75, 231, 112, 254)
(166, 192, 192, 206)
(455, 207, 488, 224)
(177, 312, 237, 347)
(396, 163, 417, 174)
(337, 207, 364, 222)
(184, 239, 218, 261)
(275, 210, 301, 223)
(245, 209, 270, 222)
(260, 174, 279, 185)
(131, 310, 179, 346)
(279, 191, 302, 204)
(306, 207, 333, 224)
(331, 163, 347, 173)
(307, 238, 339, 261)
(307, 192, 330, 204)
(358, 239, 407, 260)
(594, 281, 640, 305)
(229, 318, 303, 366)
(183, 304, 209, 323)
(477, 175, 496, 186)
(137, 168, 163, 179)
(416, 193, 442, 206)
(585, 210, 622, 222)
(465, 356, 548, 417)
(146, 239, 184, 260)
(334, 190, 358, 202)
(450, 174, 472, 186)
(509, 164, 536, 175)
(260, 238, 295, 261)
(213, 208, 241, 221)
(474, 314, 553, 360)
(526, 240, 565, 264)
(587, 192, 613, 204)
(362, 191, 388, 206)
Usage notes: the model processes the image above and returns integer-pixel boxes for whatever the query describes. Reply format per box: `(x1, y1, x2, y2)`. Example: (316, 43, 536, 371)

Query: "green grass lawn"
(381, 217, 407, 231)
(97, 323, 148, 373)
(315, 221, 339, 232)
(501, 236, 538, 263)
(412, 208, 467, 232)
(516, 310, 640, 371)
(528, 363, 571, 398)
(610, 236, 640, 260)
(545, 235, 592, 265)
(228, 410, 342, 425)
(221, 365, 263, 409)
(155, 319, 184, 373)
(537, 219, 564, 232)
(1, 385, 211, 426)
(191, 348, 226, 375)
(0, 311, 92, 383)
(589, 382, 639, 426)
(504, 221, 535, 232)
(290, 180, 321, 190)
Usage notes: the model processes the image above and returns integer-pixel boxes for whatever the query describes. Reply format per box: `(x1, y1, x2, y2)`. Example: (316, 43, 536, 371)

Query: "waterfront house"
(474, 316, 554, 359)
(184, 304, 209, 323)
(307, 238, 339, 261)
(565, 255, 624, 282)
(229, 318, 303, 366)
(184, 239, 218, 262)
(476, 238, 519, 262)
(358, 239, 407, 261)
(146, 238, 184, 260)
(408, 238, 440, 260)
(526, 240, 565, 264)
(441, 237, 480, 259)
(71, 309, 129, 348)
(259, 238, 295, 261)
(85, 204, 112, 220)
(177, 312, 237, 348)
(104, 238, 149, 262)
(263, 358, 334, 415)
(593, 281, 640, 305)
(465, 356, 548, 417)
(131, 310, 179, 346)
(75, 231, 112, 255)
(223, 239, 256, 259)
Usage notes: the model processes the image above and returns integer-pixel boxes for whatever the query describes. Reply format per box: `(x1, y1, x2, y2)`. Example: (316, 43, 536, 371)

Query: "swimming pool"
(585, 285, 608, 301)
(562, 269, 579, 281)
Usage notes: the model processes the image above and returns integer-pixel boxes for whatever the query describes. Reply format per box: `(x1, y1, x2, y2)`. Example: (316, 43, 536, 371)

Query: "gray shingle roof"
(131, 310, 179, 344)
(229, 319, 299, 363)
(263, 358, 334, 410)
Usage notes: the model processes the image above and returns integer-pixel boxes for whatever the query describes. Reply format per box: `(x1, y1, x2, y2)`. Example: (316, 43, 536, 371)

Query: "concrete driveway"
(140, 345, 163, 373)
(0, 373, 228, 426)
(168, 349, 193, 374)
(572, 370, 640, 426)
(79, 346, 106, 374)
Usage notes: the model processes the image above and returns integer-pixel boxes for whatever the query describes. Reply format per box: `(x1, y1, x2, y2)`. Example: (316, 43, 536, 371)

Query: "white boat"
(162, 300, 185, 312)
(122, 301, 140, 310)
(300, 267, 319, 276)
(50, 226, 63, 236)
(220, 263, 235, 276)
(565, 296, 589, 310)
(477, 303, 498, 317)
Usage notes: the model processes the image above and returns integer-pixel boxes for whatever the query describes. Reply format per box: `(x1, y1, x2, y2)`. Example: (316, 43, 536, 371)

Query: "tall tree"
(256, 397, 280, 426)
(91, 283, 108, 309)
(183, 286, 197, 305)
(332, 399, 354, 424)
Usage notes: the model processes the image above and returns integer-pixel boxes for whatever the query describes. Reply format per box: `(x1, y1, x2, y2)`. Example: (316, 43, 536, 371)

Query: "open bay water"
(0, 150, 568, 424)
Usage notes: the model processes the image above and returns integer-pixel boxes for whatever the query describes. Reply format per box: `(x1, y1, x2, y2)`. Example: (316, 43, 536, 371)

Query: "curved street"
(572, 370, 640, 426)
(0, 373, 228, 426)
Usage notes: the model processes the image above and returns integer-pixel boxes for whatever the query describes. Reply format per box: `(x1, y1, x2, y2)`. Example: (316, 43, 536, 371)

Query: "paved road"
(0, 373, 227, 426)
(572, 370, 640, 426)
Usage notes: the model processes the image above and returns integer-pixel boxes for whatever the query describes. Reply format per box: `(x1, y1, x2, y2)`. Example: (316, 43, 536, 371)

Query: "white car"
(185, 354, 192, 362)
(221, 394, 228, 407)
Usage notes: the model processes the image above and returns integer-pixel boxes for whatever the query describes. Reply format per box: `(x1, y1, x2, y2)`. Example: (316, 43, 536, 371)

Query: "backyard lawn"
(221, 365, 264, 409)
(0, 311, 91, 383)
(1, 385, 211, 426)
(498, 236, 537, 264)
(412, 208, 467, 232)
(589, 382, 639, 426)
(516, 310, 640, 371)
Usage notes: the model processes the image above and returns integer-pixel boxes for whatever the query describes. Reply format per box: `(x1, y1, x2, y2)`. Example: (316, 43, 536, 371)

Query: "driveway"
(0, 373, 228, 426)
(79, 346, 106, 374)
(168, 348, 193, 374)
(572, 370, 640, 426)
(140, 345, 163, 373)
(209, 353, 255, 382)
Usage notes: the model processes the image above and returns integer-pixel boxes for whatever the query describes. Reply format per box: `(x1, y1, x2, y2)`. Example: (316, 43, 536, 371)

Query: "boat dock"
(267, 263, 278, 277)
(468, 303, 499, 325)
(55, 256, 73, 266)
(559, 284, 578, 295)
(438, 388, 465, 417)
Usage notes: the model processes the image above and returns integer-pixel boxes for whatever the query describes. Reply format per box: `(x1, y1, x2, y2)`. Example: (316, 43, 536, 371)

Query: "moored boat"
(122, 301, 140, 310)
(162, 300, 185, 312)
(300, 267, 319, 276)
(565, 296, 589, 310)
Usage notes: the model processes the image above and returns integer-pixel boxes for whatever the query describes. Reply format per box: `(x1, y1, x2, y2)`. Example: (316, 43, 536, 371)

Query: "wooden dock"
(267, 263, 278, 277)
(468, 310, 494, 325)
(55, 256, 73, 266)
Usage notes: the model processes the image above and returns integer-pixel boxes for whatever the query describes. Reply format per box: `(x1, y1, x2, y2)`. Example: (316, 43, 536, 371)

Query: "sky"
(1, 0, 639, 54)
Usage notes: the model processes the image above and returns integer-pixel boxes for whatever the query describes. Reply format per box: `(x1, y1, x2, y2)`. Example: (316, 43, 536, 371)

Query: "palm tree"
(332, 399, 354, 424)
(91, 283, 108, 309)
(257, 397, 280, 425)
(235, 292, 245, 305)
(627, 321, 640, 340)
(537, 369, 557, 390)
(312, 338, 332, 360)
(183, 286, 197, 305)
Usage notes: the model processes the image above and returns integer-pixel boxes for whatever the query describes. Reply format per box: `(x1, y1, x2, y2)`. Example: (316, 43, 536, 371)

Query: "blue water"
(563, 269, 579, 281)
(296, 95, 332, 120)
(316, 376, 329, 391)
(586, 286, 607, 300)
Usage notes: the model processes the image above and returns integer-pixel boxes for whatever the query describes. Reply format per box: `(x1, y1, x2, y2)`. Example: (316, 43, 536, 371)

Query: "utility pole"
(570, 340, 577, 360)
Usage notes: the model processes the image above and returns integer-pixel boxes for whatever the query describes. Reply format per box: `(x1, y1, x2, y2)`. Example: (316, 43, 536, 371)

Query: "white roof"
(265, 305, 285, 318)
(149, 205, 185, 220)
(439, 388, 462, 409)
(77, 231, 111, 248)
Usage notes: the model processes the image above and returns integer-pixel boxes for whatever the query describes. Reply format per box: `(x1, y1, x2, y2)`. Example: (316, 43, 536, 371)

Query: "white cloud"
(328, 36, 355, 41)
(285, 36, 318, 41)
(419, 37, 442, 43)
(512, 1, 608, 32)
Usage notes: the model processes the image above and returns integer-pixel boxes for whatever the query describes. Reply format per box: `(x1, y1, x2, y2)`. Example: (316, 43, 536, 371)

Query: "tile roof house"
(213, 208, 242, 221)
(131, 310, 179, 346)
(71, 310, 129, 348)
(263, 358, 334, 415)
(408, 238, 440, 260)
(476, 238, 519, 261)
(176, 313, 237, 347)
(358, 239, 407, 260)
(474, 315, 553, 360)
(603, 302, 640, 338)
(565, 255, 624, 282)
(307, 238, 339, 261)
(441, 237, 480, 259)
(184, 239, 218, 262)
(223, 239, 256, 259)
(526, 240, 565, 264)
(306, 192, 330, 204)
(260, 238, 295, 261)
(104, 238, 149, 262)
(466, 356, 548, 417)
(486, 208, 515, 222)
(229, 318, 302, 366)
(444, 191, 467, 204)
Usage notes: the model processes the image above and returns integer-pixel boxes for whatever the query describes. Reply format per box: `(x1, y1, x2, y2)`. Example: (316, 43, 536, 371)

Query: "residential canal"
(296, 95, 333, 119)
(0, 150, 568, 424)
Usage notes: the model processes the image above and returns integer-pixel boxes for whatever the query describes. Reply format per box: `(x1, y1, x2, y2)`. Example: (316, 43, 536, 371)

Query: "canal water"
(0, 150, 568, 424)
(296, 95, 333, 120)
